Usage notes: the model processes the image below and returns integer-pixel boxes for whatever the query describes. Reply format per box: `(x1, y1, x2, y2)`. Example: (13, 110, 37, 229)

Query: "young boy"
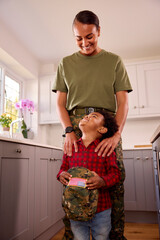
(57, 111, 120, 240)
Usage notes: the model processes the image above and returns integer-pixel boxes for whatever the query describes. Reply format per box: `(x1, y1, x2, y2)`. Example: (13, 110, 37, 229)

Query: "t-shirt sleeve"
(114, 57, 133, 93)
(52, 60, 68, 93)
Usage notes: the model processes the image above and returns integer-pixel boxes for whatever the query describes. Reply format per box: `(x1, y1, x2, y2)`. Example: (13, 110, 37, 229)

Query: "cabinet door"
(50, 149, 64, 225)
(123, 149, 156, 211)
(133, 150, 146, 210)
(0, 142, 34, 240)
(142, 150, 156, 211)
(39, 75, 60, 124)
(34, 147, 64, 238)
(123, 150, 138, 210)
(125, 65, 139, 116)
(137, 62, 160, 116)
(34, 147, 52, 238)
(137, 63, 160, 115)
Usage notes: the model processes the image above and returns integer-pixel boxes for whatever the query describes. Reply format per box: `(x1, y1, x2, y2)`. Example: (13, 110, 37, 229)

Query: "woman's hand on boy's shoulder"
(95, 132, 121, 157)
(64, 131, 78, 156)
(59, 171, 72, 185)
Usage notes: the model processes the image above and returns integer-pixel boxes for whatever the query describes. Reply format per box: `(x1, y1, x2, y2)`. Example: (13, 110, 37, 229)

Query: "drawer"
(1, 141, 34, 158)
(123, 150, 134, 159)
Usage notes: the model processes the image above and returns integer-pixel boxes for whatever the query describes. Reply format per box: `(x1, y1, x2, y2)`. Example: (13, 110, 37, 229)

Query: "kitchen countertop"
(0, 135, 152, 151)
(0, 136, 62, 150)
(123, 147, 152, 150)
(150, 124, 160, 143)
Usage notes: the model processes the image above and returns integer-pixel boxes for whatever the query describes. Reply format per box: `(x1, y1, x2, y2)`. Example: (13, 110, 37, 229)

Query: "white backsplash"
(122, 117, 160, 149)
(37, 117, 160, 150)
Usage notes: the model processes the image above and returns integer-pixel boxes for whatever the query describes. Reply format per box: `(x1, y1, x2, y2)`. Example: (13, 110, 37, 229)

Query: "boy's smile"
(79, 112, 105, 130)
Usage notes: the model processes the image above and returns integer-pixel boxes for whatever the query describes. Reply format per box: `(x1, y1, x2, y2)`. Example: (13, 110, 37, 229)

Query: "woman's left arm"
(95, 91, 129, 157)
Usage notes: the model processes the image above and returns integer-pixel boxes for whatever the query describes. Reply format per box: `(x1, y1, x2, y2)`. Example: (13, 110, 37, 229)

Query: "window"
(5, 75, 20, 121)
(0, 65, 23, 133)
(0, 67, 2, 114)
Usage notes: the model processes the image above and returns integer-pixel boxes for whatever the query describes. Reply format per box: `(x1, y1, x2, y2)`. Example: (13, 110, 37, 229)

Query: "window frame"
(0, 62, 24, 117)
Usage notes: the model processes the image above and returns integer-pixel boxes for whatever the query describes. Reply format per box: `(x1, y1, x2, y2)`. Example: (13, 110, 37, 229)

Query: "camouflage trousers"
(62, 114, 127, 240)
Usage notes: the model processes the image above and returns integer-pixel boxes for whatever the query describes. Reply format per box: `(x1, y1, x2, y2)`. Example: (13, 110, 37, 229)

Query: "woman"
(52, 10, 132, 240)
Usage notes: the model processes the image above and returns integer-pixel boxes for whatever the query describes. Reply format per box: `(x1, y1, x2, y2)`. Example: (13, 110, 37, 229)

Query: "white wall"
(0, 19, 39, 78)
(37, 124, 64, 148)
(37, 114, 160, 149)
(122, 118, 160, 149)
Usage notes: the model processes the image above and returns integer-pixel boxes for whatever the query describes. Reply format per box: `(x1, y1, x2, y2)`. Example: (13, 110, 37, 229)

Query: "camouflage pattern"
(69, 114, 85, 139)
(62, 167, 98, 221)
(62, 113, 127, 240)
(109, 138, 127, 240)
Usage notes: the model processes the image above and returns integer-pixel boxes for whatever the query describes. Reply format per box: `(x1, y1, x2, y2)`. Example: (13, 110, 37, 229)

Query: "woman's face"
(73, 21, 100, 56)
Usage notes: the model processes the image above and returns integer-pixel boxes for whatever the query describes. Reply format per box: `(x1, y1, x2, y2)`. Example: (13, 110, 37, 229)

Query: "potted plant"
(15, 99, 35, 139)
(0, 113, 12, 131)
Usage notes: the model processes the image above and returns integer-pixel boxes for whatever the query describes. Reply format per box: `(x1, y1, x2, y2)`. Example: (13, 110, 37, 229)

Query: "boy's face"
(79, 112, 105, 132)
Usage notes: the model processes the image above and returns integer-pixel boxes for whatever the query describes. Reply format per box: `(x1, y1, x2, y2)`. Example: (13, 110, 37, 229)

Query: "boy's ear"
(97, 126, 108, 134)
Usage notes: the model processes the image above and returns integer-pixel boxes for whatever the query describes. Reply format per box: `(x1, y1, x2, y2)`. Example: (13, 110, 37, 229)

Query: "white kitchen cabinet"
(125, 60, 160, 118)
(39, 75, 60, 124)
(34, 147, 64, 239)
(0, 141, 35, 240)
(123, 149, 156, 211)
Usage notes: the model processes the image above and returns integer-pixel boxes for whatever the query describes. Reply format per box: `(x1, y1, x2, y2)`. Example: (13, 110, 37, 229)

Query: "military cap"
(62, 167, 99, 221)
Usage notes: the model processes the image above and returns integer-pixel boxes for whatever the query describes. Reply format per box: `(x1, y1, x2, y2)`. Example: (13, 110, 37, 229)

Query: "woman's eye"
(76, 38, 82, 41)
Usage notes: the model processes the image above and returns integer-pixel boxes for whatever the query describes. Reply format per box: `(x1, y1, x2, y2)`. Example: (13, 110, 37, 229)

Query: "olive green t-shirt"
(52, 50, 132, 113)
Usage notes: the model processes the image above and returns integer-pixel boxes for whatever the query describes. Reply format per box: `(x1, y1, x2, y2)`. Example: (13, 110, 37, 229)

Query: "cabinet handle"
(134, 106, 137, 109)
(136, 157, 140, 160)
(141, 105, 145, 108)
(16, 149, 21, 153)
(50, 158, 62, 162)
(145, 157, 149, 160)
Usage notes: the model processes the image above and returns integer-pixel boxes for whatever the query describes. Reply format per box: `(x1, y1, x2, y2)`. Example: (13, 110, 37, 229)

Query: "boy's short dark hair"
(97, 110, 119, 139)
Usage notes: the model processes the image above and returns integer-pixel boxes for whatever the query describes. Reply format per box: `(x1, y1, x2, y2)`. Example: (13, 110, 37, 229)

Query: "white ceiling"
(0, 0, 160, 64)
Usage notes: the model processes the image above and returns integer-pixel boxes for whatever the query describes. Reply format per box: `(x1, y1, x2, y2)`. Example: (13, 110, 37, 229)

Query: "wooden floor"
(50, 223, 159, 240)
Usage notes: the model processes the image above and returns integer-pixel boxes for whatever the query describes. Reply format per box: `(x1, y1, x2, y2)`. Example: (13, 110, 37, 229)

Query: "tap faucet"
(10, 118, 23, 138)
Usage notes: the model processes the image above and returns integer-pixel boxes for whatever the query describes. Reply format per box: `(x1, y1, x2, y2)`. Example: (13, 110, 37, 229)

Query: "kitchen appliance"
(152, 132, 160, 235)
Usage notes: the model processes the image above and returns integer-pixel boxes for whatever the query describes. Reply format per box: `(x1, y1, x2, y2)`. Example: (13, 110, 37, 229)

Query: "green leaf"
(21, 120, 27, 130)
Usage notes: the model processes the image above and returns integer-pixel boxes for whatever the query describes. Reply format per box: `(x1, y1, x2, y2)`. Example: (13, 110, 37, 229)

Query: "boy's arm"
(57, 154, 69, 180)
(101, 151, 120, 188)
(86, 151, 120, 190)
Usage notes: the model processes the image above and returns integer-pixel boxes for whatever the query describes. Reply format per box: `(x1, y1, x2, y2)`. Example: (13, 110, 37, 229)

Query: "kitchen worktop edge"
(0, 136, 63, 150)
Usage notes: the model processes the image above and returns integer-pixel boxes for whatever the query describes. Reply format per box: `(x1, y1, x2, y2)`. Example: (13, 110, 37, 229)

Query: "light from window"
(0, 67, 2, 114)
(5, 75, 20, 131)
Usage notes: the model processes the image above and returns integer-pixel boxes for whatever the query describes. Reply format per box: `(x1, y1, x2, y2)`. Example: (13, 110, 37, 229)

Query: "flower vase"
(27, 128, 34, 139)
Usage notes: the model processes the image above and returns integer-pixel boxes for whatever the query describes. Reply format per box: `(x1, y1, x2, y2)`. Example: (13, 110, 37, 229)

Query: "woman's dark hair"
(97, 110, 119, 139)
(73, 10, 100, 30)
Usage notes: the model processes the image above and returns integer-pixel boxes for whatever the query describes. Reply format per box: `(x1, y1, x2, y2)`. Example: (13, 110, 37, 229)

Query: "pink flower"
(21, 99, 28, 109)
(15, 102, 20, 109)
(15, 99, 35, 112)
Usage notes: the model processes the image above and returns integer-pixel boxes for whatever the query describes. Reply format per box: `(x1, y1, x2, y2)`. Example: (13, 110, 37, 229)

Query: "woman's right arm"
(56, 91, 78, 156)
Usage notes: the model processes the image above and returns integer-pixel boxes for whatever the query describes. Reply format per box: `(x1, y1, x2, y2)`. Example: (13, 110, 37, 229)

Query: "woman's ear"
(98, 26, 101, 37)
(97, 126, 107, 134)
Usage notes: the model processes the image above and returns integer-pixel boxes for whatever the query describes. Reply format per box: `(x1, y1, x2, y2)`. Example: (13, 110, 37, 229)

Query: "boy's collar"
(78, 138, 100, 146)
